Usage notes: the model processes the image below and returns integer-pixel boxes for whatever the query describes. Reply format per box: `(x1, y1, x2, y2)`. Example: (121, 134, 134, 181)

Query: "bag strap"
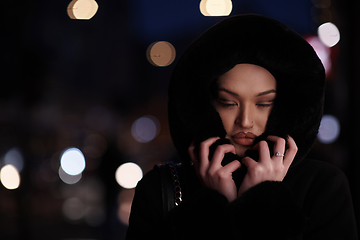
(156, 161, 185, 218)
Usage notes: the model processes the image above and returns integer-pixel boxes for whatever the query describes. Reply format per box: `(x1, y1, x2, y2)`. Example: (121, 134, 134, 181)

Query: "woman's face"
(213, 64, 277, 157)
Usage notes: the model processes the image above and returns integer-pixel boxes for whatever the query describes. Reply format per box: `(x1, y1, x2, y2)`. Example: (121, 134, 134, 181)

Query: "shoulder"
(286, 158, 353, 211)
(285, 158, 352, 202)
(305, 159, 349, 191)
(135, 166, 162, 197)
(289, 161, 358, 239)
(139, 166, 161, 185)
(289, 158, 348, 182)
(128, 166, 163, 226)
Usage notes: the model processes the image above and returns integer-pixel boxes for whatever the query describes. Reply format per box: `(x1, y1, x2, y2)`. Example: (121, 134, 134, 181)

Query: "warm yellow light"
(67, 0, 98, 20)
(200, 0, 211, 16)
(200, 0, 232, 17)
(146, 41, 176, 67)
(0, 165, 20, 190)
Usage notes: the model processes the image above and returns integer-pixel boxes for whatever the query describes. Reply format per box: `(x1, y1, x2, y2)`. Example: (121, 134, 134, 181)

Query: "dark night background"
(1, 0, 360, 239)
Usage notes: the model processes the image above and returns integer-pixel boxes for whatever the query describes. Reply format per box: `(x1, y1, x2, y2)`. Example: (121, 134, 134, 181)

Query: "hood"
(168, 14, 325, 166)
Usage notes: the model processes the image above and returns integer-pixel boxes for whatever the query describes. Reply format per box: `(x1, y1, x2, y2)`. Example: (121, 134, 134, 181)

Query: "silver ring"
(190, 160, 198, 165)
(275, 152, 285, 157)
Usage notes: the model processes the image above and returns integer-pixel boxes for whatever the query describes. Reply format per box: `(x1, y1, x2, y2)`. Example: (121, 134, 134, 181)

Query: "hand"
(188, 137, 241, 202)
(238, 135, 298, 196)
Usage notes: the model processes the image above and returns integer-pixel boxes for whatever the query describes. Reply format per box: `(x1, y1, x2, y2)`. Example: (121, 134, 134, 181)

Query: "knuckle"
(187, 145, 193, 154)
(259, 140, 268, 148)
(200, 170, 207, 179)
(218, 144, 232, 151)
(207, 169, 216, 178)
(277, 138, 286, 146)
(215, 171, 225, 179)
(216, 144, 226, 152)
(199, 141, 208, 149)
(273, 166, 283, 175)
(249, 165, 262, 176)
(294, 144, 299, 151)
(289, 143, 298, 153)
(188, 149, 196, 159)
(214, 144, 232, 155)
(218, 169, 229, 179)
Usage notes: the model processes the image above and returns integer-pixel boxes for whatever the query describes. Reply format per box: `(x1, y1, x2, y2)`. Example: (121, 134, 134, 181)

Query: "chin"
(226, 137, 250, 157)
(234, 144, 249, 158)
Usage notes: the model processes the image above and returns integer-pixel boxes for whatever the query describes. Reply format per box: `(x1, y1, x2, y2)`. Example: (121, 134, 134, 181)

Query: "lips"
(231, 132, 257, 146)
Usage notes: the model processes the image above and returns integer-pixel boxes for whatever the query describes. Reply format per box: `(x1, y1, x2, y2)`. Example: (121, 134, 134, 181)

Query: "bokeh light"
(318, 22, 340, 47)
(67, 0, 99, 20)
(317, 114, 340, 144)
(62, 197, 85, 220)
(306, 36, 332, 74)
(115, 162, 143, 189)
(59, 166, 82, 184)
(60, 148, 86, 176)
(146, 41, 176, 67)
(131, 115, 160, 143)
(4, 148, 24, 172)
(0, 165, 20, 190)
(200, 0, 232, 16)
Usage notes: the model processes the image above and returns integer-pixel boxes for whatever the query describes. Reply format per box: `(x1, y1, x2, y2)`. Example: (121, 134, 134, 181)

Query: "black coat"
(126, 158, 357, 239)
(127, 14, 358, 240)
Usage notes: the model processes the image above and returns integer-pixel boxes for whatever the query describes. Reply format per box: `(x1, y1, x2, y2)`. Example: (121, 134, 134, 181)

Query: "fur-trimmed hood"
(168, 14, 325, 166)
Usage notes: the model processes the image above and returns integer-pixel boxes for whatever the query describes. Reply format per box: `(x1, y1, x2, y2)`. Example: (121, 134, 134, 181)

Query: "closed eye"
(256, 101, 274, 107)
(216, 98, 237, 107)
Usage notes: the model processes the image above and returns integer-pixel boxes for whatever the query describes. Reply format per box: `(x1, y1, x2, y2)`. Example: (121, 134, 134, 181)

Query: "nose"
(235, 105, 254, 129)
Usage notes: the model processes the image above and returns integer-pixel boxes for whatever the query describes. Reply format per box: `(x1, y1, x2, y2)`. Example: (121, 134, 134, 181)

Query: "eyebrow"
(257, 89, 277, 97)
(218, 87, 276, 97)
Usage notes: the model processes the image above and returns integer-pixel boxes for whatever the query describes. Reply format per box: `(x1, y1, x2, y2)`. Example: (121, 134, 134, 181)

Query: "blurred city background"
(1, 0, 360, 239)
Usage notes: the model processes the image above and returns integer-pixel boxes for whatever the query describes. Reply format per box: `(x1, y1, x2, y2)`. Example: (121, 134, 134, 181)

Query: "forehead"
(217, 64, 277, 93)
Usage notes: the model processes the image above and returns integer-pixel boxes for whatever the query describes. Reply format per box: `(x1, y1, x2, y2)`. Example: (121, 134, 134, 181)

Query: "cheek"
(217, 110, 236, 130)
(256, 110, 272, 129)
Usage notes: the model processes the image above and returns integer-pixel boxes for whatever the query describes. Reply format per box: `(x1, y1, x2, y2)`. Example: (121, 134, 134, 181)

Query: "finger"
(216, 160, 241, 184)
(208, 144, 237, 175)
(188, 141, 198, 161)
(266, 135, 286, 160)
(241, 156, 257, 169)
(188, 141, 200, 169)
(255, 140, 271, 163)
(198, 137, 220, 175)
(199, 137, 221, 162)
(211, 144, 236, 166)
(283, 136, 298, 168)
(221, 160, 241, 173)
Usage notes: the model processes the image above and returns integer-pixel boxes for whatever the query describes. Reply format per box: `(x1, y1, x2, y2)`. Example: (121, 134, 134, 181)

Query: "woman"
(126, 14, 358, 240)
